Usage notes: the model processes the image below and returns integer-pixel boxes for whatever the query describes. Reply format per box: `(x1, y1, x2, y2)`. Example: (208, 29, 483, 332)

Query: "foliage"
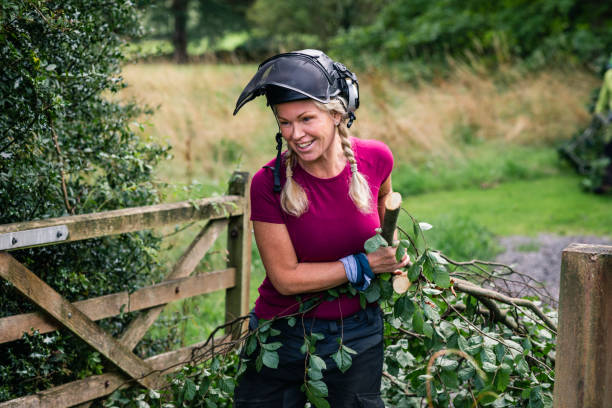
(0, 0, 169, 401)
(393, 144, 564, 197)
(364, 224, 556, 407)
(558, 114, 612, 193)
(244, 0, 382, 52)
(109, 216, 556, 408)
(330, 0, 612, 69)
(138, 0, 253, 59)
(417, 215, 502, 261)
(104, 354, 240, 408)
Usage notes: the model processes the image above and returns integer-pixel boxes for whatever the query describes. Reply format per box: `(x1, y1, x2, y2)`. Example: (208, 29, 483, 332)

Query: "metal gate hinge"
(0, 225, 69, 251)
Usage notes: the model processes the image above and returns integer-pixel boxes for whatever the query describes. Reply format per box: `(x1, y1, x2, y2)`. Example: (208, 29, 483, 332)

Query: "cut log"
(381, 192, 411, 294)
(392, 271, 411, 293)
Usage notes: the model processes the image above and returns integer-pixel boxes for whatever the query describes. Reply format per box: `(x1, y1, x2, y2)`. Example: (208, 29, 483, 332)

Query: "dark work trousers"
(233, 306, 385, 408)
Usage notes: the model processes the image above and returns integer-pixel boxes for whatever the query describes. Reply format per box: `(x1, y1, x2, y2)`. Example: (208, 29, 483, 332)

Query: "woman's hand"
(366, 246, 411, 275)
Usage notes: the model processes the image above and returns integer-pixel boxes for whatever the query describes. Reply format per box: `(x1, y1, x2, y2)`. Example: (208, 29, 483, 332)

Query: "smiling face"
(275, 99, 343, 171)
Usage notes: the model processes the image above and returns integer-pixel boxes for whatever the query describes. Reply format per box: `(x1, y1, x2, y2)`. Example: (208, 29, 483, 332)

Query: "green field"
(401, 175, 612, 237)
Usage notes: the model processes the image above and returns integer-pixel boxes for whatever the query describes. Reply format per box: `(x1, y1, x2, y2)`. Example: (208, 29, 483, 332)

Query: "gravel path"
(495, 234, 612, 301)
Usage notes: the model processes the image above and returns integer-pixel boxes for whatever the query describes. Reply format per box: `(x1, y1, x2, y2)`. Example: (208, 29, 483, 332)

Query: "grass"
(117, 62, 598, 188)
(400, 174, 612, 237)
(393, 141, 563, 195)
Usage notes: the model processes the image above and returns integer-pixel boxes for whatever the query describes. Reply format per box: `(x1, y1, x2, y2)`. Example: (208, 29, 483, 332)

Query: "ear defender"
(345, 77, 359, 112)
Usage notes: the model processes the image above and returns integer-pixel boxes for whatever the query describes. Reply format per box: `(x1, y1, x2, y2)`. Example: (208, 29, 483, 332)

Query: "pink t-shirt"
(250, 137, 394, 320)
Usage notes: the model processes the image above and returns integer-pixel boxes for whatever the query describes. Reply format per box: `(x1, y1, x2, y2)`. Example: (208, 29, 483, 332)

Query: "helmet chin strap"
(272, 132, 283, 192)
(347, 111, 356, 128)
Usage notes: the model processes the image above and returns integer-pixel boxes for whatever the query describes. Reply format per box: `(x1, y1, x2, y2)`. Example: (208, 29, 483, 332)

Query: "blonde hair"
(278, 98, 372, 217)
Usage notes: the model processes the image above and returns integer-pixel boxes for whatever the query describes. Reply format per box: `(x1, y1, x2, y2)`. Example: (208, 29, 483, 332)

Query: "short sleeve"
(377, 142, 394, 185)
(250, 167, 285, 224)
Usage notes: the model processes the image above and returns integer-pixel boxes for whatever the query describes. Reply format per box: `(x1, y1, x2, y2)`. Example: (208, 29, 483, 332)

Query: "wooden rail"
(0, 171, 251, 407)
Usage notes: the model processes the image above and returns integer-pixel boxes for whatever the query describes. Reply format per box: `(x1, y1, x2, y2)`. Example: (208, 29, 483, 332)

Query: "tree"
(172, 0, 189, 63)
(144, 0, 253, 62)
(246, 0, 384, 51)
(331, 0, 612, 66)
(0, 0, 169, 400)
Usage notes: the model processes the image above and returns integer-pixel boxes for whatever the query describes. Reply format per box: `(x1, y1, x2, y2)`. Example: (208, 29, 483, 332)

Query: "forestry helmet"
(233, 49, 359, 116)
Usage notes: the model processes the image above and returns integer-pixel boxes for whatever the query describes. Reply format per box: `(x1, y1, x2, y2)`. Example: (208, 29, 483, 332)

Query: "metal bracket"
(0, 225, 69, 251)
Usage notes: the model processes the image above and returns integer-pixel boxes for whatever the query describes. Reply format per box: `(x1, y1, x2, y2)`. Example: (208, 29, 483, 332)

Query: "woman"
(232, 49, 409, 407)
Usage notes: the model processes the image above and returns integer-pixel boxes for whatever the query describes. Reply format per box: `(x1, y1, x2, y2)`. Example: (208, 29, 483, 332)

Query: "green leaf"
(393, 296, 415, 322)
(440, 370, 459, 389)
(245, 336, 257, 356)
(407, 254, 425, 281)
(481, 347, 496, 364)
(380, 279, 394, 300)
(287, 317, 297, 327)
(307, 380, 329, 398)
(364, 281, 381, 303)
(516, 358, 529, 375)
(422, 260, 434, 281)
(495, 363, 511, 392)
(395, 240, 407, 262)
(304, 388, 331, 408)
(310, 354, 327, 371)
(308, 366, 324, 380)
(183, 378, 197, 401)
(256, 352, 263, 372)
(457, 365, 475, 381)
(428, 250, 447, 264)
(423, 322, 433, 339)
(311, 332, 325, 342)
(331, 345, 355, 373)
(261, 341, 283, 351)
(495, 343, 506, 363)
(220, 378, 235, 394)
(423, 302, 440, 322)
(344, 345, 357, 355)
(364, 233, 388, 253)
(300, 340, 309, 355)
(412, 306, 424, 334)
(439, 356, 459, 371)
(433, 265, 450, 288)
(482, 361, 498, 373)
(262, 350, 279, 369)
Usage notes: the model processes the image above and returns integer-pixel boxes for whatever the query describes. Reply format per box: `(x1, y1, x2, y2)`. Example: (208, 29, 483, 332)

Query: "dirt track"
(495, 234, 612, 301)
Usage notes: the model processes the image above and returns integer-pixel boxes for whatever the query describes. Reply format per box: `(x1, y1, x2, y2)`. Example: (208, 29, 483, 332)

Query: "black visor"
(233, 52, 340, 115)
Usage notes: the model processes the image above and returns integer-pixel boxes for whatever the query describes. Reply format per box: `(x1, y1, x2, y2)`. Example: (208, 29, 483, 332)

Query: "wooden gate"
(0, 171, 251, 407)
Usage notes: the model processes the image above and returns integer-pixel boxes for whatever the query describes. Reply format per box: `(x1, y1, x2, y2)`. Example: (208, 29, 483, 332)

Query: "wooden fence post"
(553, 243, 612, 408)
(225, 171, 251, 338)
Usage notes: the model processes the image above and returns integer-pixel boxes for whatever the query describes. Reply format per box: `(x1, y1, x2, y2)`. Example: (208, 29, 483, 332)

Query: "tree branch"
(451, 278, 557, 333)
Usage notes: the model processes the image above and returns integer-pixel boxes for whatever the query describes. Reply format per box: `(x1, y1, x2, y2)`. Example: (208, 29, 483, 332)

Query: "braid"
(280, 148, 309, 216)
(338, 124, 372, 213)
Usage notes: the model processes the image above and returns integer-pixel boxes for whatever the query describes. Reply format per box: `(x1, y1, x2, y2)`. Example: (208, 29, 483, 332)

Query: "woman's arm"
(254, 218, 409, 296)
